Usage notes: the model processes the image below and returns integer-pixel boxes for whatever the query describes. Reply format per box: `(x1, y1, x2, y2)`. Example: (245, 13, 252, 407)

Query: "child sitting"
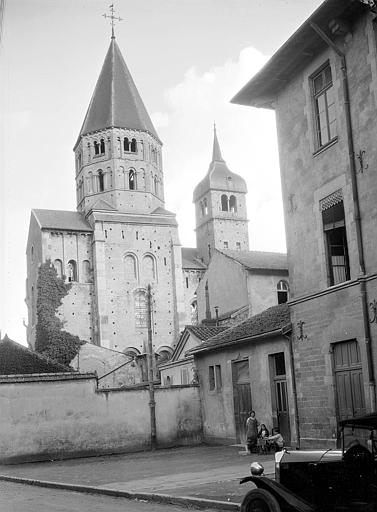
(267, 428, 284, 451)
(257, 424, 270, 454)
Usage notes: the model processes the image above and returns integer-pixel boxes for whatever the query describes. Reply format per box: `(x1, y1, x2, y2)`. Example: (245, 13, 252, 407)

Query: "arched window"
(31, 245, 34, 263)
(54, 259, 63, 278)
(124, 137, 130, 151)
(67, 260, 77, 282)
(100, 139, 105, 154)
(221, 194, 228, 211)
(229, 195, 237, 212)
(98, 171, 104, 192)
(131, 138, 137, 152)
(134, 290, 147, 328)
(129, 169, 136, 190)
(125, 254, 137, 281)
(94, 141, 100, 155)
(277, 280, 289, 304)
(142, 255, 156, 282)
(203, 198, 208, 215)
(191, 300, 198, 325)
(157, 349, 172, 365)
(82, 260, 91, 283)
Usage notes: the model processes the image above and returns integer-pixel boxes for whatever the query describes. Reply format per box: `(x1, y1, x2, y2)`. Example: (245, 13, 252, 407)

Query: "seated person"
(267, 428, 284, 451)
(257, 424, 270, 454)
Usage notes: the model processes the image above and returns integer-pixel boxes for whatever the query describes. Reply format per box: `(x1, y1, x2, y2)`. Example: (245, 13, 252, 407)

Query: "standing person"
(246, 410, 259, 454)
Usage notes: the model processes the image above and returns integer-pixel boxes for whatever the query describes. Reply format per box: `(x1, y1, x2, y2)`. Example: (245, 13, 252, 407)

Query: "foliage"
(35, 260, 84, 366)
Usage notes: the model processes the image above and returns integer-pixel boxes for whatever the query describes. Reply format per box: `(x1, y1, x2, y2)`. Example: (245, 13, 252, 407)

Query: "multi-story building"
(233, 0, 377, 447)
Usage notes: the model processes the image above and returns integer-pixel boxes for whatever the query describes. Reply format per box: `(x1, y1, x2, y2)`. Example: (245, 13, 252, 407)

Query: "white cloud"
(155, 46, 286, 252)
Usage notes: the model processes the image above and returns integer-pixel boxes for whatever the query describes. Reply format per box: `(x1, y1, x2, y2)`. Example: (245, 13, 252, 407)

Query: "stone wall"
(0, 373, 202, 464)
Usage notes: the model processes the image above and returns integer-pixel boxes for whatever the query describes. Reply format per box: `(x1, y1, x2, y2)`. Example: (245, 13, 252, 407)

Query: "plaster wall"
(196, 252, 248, 322)
(194, 336, 295, 445)
(0, 374, 202, 464)
(182, 269, 204, 325)
(247, 271, 289, 316)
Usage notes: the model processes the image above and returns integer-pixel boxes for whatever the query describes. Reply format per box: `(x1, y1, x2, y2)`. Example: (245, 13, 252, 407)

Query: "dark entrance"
(270, 352, 291, 444)
(232, 359, 252, 443)
(333, 340, 365, 420)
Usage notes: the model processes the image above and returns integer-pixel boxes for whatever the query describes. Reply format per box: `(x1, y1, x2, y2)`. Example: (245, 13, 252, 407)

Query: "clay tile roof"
(32, 209, 93, 232)
(0, 335, 71, 375)
(181, 248, 207, 270)
(189, 303, 291, 355)
(77, 38, 159, 142)
(220, 249, 288, 271)
(32, 210, 93, 231)
(187, 325, 228, 341)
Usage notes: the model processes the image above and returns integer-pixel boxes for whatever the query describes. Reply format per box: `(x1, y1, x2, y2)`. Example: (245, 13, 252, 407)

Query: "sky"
(0, 0, 323, 345)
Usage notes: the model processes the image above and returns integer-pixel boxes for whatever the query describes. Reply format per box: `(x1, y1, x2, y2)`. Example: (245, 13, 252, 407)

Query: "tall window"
(221, 194, 228, 211)
(100, 139, 105, 154)
(321, 192, 350, 286)
(94, 141, 100, 155)
(82, 260, 91, 283)
(190, 300, 198, 325)
(129, 169, 136, 190)
(98, 171, 104, 192)
(277, 280, 289, 304)
(209, 364, 222, 391)
(124, 137, 130, 151)
(134, 290, 147, 328)
(54, 259, 63, 278)
(131, 138, 137, 152)
(125, 254, 137, 281)
(203, 197, 208, 215)
(142, 255, 156, 282)
(312, 64, 337, 149)
(229, 195, 237, 212)
(67, 260, 77, 282)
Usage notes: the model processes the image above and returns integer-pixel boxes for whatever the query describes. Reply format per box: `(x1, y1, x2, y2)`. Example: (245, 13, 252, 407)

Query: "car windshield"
(343, 426, 375, 454)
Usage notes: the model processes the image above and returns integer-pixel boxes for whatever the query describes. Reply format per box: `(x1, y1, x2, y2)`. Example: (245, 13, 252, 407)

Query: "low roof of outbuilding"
(0, 335, 71, 375)
(189, 303, 291, 356)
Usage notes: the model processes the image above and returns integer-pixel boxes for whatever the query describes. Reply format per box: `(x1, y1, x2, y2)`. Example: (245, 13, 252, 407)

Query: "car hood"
(279, 449, 342, 464)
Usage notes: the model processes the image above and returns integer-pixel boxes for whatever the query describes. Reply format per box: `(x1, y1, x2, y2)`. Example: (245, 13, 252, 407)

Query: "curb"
(0, 474, 240, 511)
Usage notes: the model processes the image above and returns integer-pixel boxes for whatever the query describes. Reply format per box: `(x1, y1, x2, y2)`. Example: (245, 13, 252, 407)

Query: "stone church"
(26, 35, 288, 359)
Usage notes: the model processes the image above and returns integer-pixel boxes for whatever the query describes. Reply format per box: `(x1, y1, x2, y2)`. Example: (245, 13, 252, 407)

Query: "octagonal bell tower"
(193, 127, 249, 264)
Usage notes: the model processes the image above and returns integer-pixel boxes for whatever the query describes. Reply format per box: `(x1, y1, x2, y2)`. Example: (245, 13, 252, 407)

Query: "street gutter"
(0, 474, 240, 511)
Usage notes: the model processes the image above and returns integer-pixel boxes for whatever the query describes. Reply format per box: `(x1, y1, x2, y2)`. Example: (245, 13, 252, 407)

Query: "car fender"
(239, 476, 315, 512)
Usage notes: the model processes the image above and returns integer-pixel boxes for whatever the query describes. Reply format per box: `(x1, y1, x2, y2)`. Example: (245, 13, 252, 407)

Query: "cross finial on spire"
(103, 4, 123, 39)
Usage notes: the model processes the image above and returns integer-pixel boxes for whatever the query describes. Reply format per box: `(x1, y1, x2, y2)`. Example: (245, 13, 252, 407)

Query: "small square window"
(223, 241, 228, 249)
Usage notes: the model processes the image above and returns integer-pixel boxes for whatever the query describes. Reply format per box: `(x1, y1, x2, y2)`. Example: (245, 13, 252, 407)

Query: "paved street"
(0, 480, 217, 512)
(0, 445, 275, 506)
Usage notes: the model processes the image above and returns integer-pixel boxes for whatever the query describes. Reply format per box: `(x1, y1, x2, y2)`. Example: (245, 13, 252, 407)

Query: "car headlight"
(274, 449, 285, 482)
(250, 461, 264, 476)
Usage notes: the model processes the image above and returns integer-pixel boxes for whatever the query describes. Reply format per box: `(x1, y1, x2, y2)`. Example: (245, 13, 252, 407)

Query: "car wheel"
(241, 488, 281, 512)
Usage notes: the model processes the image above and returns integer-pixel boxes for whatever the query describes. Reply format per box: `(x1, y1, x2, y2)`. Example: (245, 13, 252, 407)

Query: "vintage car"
(240, 413, 377, 512)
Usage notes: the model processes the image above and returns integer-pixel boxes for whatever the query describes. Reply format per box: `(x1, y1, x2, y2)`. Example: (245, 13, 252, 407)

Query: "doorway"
(333, 340, 365, 420)
(232, 359, 252, 444)
(270, 352, 291, 444)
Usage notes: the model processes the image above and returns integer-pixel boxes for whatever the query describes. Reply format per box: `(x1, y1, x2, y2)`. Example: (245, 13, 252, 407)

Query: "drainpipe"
(205, 281, 211, 321)
(146, 284, 157, 450)
(284, 330, 300, 449)
(310, 23, 376, 412)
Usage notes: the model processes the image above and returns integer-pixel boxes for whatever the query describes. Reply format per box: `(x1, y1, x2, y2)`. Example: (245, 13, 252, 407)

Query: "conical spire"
(77, 38, 159, 141)
(212, 124, 224, 163)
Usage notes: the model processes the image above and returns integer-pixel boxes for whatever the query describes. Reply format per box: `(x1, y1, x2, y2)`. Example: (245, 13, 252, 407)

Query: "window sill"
(313, 137, 338, 157)
(93, 153, 105, 159)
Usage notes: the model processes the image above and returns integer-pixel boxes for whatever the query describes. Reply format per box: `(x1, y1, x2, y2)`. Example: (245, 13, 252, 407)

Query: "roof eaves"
(190, 324, 292, 356)
(231, 0, 363, 108)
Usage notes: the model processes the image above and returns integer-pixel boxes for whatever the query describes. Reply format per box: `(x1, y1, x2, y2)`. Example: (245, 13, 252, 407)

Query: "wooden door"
(232, 360, 252, 443)
(270, 352, 291, 444)
(334, 340, 365, 420)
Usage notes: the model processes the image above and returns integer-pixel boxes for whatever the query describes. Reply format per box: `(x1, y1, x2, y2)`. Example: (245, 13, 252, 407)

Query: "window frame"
(310, 62, 337, 151)
(209, 364, 222, 391)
